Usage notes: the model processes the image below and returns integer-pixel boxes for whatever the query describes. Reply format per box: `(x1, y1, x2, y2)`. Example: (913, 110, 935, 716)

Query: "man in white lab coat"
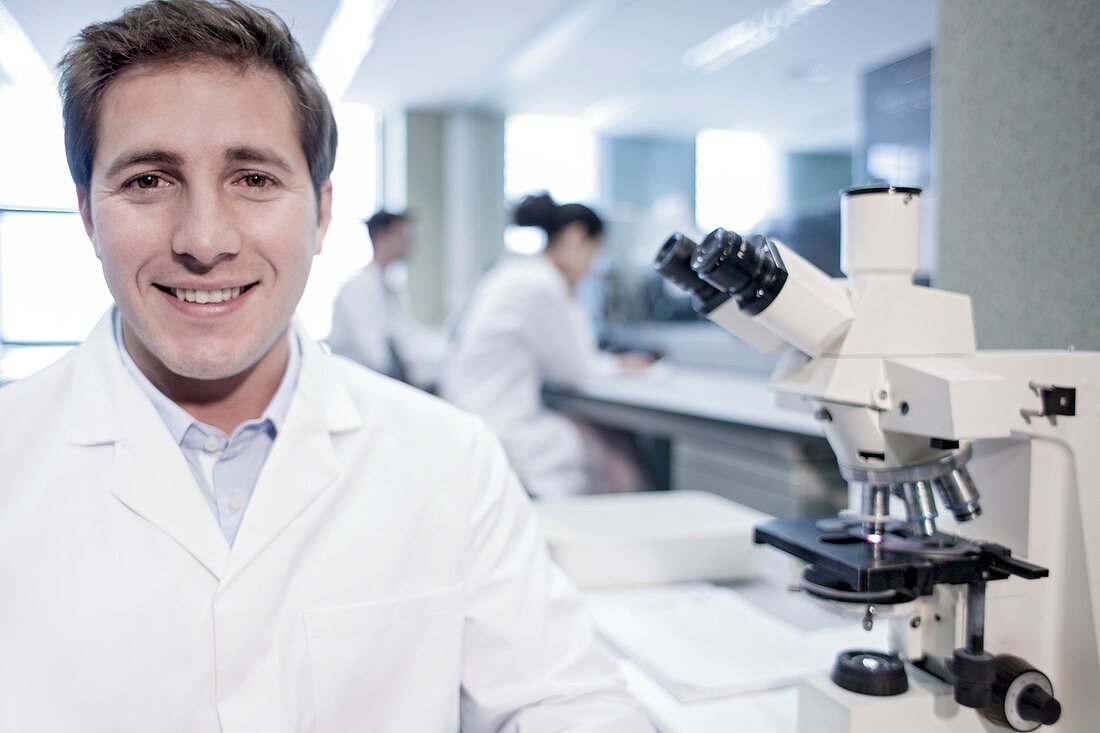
(328, 210, 415, 381)
(0, 1, 652, 731)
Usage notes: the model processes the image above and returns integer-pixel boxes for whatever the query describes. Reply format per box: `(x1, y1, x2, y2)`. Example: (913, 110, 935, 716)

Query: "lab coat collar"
(65, 311, 367, 583)
(219, 319, 366, 587)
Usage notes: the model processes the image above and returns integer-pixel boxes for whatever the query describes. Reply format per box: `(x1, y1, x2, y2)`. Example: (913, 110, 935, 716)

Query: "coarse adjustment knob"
(981, 654, 1061, 731)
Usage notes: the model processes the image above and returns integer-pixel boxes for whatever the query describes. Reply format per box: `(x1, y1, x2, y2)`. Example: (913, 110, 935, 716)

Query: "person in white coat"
(441, 194, 652, 497)
(327, 210, 414, 381)
(0, 2, 654, 731)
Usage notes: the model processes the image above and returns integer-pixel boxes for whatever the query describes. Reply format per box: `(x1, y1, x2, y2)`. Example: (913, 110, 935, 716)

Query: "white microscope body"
(653, 187, 1099, 731)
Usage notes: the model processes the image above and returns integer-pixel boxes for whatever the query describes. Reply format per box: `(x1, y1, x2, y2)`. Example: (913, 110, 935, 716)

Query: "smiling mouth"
(153, 282, 259, 304)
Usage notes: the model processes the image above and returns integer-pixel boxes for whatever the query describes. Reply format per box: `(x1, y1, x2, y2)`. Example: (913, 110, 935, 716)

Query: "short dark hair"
(514, 192, 603, 242)
(58, 0, 337, 195)
(364, 210, 410, 241)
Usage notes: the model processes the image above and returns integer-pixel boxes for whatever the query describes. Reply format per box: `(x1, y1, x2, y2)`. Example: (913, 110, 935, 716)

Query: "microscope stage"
(753, 519, 1002, 597)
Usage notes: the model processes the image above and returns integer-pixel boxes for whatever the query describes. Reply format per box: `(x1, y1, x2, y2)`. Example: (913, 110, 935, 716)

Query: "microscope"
(652, 186, 1099, 732)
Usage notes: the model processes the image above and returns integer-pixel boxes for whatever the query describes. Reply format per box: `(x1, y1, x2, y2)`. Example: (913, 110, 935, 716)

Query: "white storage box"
(535, 490, 769, 589)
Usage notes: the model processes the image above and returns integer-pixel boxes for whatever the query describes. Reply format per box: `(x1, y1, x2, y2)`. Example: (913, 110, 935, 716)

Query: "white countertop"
(565, 364, 823, 437)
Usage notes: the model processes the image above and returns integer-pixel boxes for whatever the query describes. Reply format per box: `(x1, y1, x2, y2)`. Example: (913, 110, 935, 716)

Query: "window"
(695, 129, 781, 233)
(0, 27, 92, 352)
(0, 212, 111, 343)
(298, 102, 380, 339)
(503, 114, 597, 254)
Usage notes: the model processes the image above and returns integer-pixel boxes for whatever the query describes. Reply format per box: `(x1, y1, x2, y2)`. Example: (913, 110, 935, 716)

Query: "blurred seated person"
(441, 193, 653, 498)
(328, 210, 417, 381)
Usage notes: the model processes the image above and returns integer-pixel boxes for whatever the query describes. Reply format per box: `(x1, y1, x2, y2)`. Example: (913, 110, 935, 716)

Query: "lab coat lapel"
(220, 329, 365, 587)
(69, 313, 231, 579)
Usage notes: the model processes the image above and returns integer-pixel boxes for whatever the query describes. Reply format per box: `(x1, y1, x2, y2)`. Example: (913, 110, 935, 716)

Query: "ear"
(314, 180, 333, 255)
(76, 185, 100, 257)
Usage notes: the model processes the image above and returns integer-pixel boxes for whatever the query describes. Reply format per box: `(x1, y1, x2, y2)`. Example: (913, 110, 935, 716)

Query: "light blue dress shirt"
(113, 310, 301, 547)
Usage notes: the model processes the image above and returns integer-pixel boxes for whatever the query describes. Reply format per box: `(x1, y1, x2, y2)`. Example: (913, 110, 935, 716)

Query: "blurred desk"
(544, 366, 847, 519)
(546, 366, 821, 436)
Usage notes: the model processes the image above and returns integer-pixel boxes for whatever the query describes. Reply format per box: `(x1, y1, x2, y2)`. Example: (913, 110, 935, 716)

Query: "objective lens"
(860, 483, 892, 537)
(933, 467, 982, 522)
(653, 233, 728, 311)
(896, 481, 939, 537)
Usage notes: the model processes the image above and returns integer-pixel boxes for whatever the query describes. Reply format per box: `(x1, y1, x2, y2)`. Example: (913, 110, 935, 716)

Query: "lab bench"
(543, 366, 848, 519)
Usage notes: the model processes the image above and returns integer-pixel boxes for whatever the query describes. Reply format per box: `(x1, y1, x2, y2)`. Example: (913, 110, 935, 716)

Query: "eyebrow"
(225, 146, 293, 173)
(105, 150, 184, 179)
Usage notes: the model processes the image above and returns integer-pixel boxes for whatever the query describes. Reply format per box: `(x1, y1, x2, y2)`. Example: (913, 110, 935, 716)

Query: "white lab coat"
(441, 256, 615, 497)
(327, 264, 406, 378)
(0, 313, 652, 732)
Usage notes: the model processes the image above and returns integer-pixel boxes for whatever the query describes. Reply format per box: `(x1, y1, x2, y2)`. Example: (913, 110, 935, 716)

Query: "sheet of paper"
(587, 583, 888, 703)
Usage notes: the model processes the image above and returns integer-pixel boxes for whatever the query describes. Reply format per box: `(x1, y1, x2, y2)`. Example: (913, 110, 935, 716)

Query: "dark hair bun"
(514, 192, 559, 231)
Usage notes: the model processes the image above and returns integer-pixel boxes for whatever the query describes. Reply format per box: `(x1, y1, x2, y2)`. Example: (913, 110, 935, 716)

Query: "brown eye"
(136, 174, 160, 188)
(245, 174, 268, 187)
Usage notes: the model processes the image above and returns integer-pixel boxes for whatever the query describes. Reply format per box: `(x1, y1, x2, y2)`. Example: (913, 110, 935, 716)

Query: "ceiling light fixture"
(582, 88, 647, 129)
(504, 0, 634, 86)
(682, 0, 837, 75)
(312, 0, 397, 101)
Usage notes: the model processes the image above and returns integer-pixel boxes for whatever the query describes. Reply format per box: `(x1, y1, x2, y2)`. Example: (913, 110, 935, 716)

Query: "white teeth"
(170, 286, 248, 304)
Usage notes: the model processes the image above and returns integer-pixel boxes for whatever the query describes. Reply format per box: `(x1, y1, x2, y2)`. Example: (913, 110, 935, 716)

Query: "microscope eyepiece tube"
(653, 233, 730, 312)
(652, 231, 789, 352)
(691, 229, 756, 294)
(691, 229, 785, 314)
(688, 229, 854, 355)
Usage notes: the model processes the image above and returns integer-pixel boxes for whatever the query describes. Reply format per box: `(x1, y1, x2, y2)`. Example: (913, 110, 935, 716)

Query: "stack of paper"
(586, 583, 888, 703)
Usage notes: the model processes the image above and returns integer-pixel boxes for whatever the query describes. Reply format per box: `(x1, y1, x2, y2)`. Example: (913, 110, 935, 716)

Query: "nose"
(171, 185, 243, 268)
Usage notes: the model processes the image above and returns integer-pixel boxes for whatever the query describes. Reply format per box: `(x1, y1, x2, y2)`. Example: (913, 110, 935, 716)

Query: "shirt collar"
(112, 308, 301, 445)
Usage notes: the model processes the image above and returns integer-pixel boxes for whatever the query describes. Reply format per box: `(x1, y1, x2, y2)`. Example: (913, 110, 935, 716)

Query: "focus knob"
(1017, 684, 1061, 726)
(981, 654, 1061, 731)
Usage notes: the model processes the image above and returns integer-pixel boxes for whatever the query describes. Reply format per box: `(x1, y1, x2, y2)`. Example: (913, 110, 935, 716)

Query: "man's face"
(376, 219, 413, 263)
(390, 220, 413, 260)
(79, 60, 332, 382)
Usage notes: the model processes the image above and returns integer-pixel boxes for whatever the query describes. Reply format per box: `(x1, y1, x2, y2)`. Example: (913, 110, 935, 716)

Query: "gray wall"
(786, 151, 851, 215)
(935, 0, 1100, 350)
(402, 111, 446, 325)
(599, 136, 695, 213)
(387, 110, 505, 325)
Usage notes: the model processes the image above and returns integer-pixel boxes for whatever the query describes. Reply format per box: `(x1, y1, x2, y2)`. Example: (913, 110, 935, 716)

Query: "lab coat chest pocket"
(305, 584, 465, 732)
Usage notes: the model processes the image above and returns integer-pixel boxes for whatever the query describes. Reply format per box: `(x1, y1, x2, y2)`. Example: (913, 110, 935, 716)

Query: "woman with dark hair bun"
(441, 192, 652, 497)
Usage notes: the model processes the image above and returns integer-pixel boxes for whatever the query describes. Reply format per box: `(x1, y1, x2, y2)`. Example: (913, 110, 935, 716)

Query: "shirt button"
(203, 435, 223, 453)
(228, 498, 242, 512)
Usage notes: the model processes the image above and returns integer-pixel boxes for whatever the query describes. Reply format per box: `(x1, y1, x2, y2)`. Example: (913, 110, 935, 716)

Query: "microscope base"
(798, 666, 997, 733)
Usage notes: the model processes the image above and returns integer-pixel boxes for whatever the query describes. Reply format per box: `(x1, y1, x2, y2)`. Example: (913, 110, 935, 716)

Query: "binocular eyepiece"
(653, 233, 728, 312)
(654, 228, 787, 317)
